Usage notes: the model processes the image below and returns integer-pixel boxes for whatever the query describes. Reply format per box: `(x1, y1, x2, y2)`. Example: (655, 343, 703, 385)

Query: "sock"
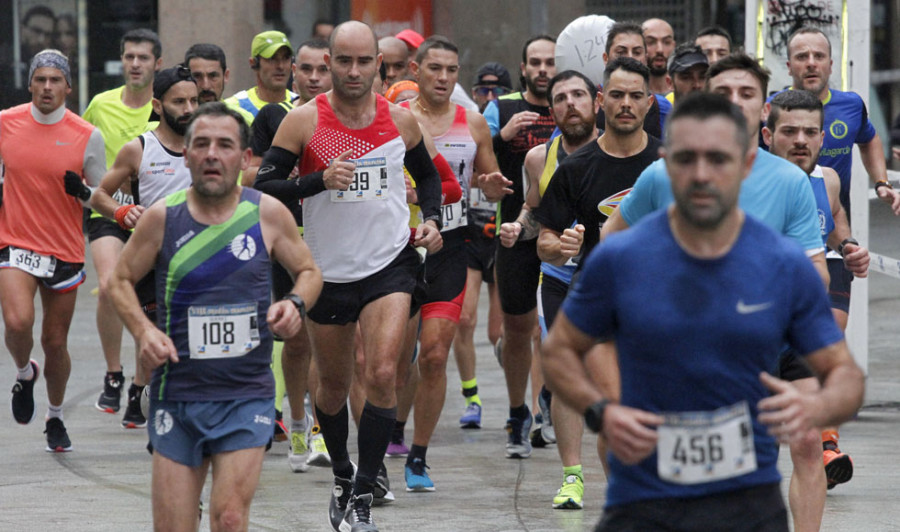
(407, 444, 427, 464)
(563, 464, 583, 481)
(822, 429, 840, 450)
(461, 378, 482, 406)
(128, 383, 145, 402)
(391, 420, 406, 443)
(316, 404, 352, 478)
(47, 404, 63, 420)
(290, 416, 308, 433)
(510, 403, 529, 420)
(108, 370, 124, 380)
(17, 363, 35, 381)
(354, 401, 397, 495)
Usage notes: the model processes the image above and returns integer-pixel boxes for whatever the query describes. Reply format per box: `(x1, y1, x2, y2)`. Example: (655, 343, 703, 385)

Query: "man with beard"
(642, 18, 676, 96)
(542, 91, 864, 532)
(82, 29, 162, 424)
(379, 36, 411, 88)
(184, 43, 254, 125)
(224, 31, 295, 123)
(92, 67, 198, 358)
(257, 21, 443, 531)
(482, 34, 557, 459)
(531, 59, 660, 509)
(107, 102, 322, 532)
(668, 44, 709, 104)
(695, 25, 732, 64)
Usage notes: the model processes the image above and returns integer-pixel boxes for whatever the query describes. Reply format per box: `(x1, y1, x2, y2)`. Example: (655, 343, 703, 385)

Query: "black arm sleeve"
(254, 146, 326, 203)
(404, 139, 441, 221)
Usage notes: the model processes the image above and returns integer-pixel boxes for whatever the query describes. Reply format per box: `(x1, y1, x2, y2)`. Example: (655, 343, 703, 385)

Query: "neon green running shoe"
(552, 474, 584, 510)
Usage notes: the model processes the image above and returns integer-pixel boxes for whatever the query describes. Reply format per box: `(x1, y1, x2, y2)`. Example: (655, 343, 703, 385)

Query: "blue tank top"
(151, 187, 274, 402)
(538, 136, 577, 285)
(809, 165, 834, 249)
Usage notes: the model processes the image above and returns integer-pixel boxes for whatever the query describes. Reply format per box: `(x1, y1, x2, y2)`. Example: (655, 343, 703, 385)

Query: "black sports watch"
(584, 399, 612, 434)
(282, 293, 307, 319)
(838, 238, 859, 257)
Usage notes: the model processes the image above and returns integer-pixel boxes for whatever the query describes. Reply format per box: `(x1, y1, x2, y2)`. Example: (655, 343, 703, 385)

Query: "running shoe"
(405, 457, 435, 492)
(288, 422, 312, 473)
(552, 474, 584, 510)
(95, 371, 124, 413)
(122, 386, 147, 429)
(386, 436, 409, 457)
(329, 464, 356, 532)
(459, 402, 482, 429)
(44, 417, 73, 452)
(538, 387, 555, 444)
(344, 493, 378, 532)
(505, 408, 533, 459)
(306, 425, 331, 467)
(824, 447, 854, 489)
(273, 410, 288, 442)
(373, 462, 395, 505)
(11, 360, 39, 425)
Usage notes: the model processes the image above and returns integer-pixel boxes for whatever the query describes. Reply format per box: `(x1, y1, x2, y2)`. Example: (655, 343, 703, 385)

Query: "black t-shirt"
(492, 93, 556, 225)
(250, 101, 302, 224)
(534, 135, 662, 264)
(596, 95, 662, 139)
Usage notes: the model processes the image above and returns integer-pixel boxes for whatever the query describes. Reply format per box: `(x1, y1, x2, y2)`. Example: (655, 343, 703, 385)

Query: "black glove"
(63, 170, 91, 201)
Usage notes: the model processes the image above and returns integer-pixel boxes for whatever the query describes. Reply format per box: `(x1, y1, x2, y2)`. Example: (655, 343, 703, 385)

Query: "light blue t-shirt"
(618, 147, 823, 255)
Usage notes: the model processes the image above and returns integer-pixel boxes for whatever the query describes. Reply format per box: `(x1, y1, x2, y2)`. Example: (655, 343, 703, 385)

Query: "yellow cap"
(251, 31, 292, 59)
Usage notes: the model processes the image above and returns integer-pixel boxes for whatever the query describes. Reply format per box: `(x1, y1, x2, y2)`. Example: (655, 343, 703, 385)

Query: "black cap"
(668, 45, 709, 75)
(474, 62, 512, 90)
(153, 65, 195, 100)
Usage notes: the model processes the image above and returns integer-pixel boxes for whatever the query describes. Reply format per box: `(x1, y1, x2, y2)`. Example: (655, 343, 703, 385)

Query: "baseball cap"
(668, 45, 709, 75)
(395, 29, 425, 50)
(251, 30, 292, 59)
(474, 62, 512, 90)
(153, 65, 195, 100)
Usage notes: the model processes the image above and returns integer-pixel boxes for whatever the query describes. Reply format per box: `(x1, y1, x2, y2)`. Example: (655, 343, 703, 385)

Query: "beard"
(525, 73, 550, 99)
(673, 182, 735, 229)
(163, 106, 191, 136)
(559, 116, 595, 145)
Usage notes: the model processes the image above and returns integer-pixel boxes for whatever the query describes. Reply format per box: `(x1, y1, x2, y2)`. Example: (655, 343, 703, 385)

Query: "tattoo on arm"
(518, 210, 540, 241)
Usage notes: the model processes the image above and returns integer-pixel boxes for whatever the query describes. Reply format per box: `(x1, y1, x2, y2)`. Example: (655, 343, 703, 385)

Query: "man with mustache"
(82, 29, 162, 426)
(224, 31, 296, 124)
(530, 59, 660, 509)
(482, 34, 557, 459)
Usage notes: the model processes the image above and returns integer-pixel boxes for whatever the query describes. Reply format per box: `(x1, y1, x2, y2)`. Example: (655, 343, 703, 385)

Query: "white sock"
(47, 404, 63, 420)
(291, 416, 308, 433)
(17, 363, 35, 381)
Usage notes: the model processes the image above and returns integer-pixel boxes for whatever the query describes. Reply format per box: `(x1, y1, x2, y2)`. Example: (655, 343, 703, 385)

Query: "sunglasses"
(176, 65, 194, 82)
(474, 86, 510, 97)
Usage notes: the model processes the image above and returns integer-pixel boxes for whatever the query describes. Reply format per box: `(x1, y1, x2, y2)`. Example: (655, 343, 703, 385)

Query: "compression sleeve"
(255, 146, 326, 202)
(433, 153, 462, 205)
(405, 139, 441, 221)
(484, 101, 500, 136)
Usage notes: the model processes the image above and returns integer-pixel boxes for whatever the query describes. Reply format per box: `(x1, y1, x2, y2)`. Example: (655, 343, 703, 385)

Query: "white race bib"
(657, 401, 757, 485)
(468, 188, 496, 212)
(9, 247, 56, 278)
(330, 157, 388, 203)
(440, 200, 468, 231)
(188, 303, 260, 359)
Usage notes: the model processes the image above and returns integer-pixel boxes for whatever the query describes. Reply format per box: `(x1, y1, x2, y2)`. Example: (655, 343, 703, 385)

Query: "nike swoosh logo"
(378, 131, 388, 135)
(258, 165, 275, 175)
(736, 300, 773, 314)
(56, 140, 71, 146)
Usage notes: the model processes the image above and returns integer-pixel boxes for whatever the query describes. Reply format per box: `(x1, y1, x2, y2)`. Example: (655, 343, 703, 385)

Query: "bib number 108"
(201, 321, 235, 345)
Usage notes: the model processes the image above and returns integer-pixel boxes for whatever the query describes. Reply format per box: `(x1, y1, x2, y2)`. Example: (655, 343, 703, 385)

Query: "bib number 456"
(671, 433, 724, 466)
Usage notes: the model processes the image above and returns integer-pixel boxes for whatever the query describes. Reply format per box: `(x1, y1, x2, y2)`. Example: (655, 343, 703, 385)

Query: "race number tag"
(441, 200, 468, 231)
(188, 303, 260, 359)
(468, 188, 496, 212)
(330, 157, 388, 202)
(657, 401, 757, 485)
(9, 247, 56, 278)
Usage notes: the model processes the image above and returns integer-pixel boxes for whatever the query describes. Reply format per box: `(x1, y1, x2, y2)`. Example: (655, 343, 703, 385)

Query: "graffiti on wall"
(765, 0, 840, 57)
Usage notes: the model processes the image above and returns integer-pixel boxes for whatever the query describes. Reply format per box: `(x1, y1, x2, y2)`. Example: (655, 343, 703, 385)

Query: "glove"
(63, 170, 91, 201)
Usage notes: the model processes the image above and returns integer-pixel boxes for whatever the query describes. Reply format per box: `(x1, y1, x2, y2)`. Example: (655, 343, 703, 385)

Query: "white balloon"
(555, 15, 617, 86)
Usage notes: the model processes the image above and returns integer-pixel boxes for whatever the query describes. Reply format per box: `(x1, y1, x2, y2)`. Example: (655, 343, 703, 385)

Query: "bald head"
(379, 36, 410, 86)
(330, 20, 378, 55)
(642, 18, 676, 77)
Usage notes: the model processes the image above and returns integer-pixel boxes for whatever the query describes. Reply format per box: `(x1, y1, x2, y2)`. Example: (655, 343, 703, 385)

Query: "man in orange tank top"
(0, 50, 106, 453)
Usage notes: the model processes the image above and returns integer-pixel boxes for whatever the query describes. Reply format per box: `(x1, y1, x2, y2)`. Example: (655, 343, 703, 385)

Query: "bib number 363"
(10, 247, 56, 278)
(188, 303, 260, 359)
(657, 401, 757, 485)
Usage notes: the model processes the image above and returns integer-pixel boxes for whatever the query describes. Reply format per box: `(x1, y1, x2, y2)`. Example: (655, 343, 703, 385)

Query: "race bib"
(188, 303, 260, 359)
(330, 157, 388, 203)
(657, 401, 757, 485)
(10, 247, 56, 278)
(441, 199, 468, 231)
(468, 188, 496, 212)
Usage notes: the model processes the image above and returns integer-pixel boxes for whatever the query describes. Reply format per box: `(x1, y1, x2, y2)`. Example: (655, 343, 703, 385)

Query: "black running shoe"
(345, 493, 378, 532)
(95, 371, 124, 413)
(372, 462, 395, 505)
(122, 384, 146, 429)
(11, 360, 39, 425)
(329, 474, 354, 532)
(44, 417, 73, 452)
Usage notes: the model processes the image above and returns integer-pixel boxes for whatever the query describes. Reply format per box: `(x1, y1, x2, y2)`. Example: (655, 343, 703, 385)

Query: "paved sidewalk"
(1, 201, 899, 531)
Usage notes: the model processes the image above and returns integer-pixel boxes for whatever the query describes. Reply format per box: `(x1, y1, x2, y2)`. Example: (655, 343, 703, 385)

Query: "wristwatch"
(838, 237, 859, 257)
(282, 293, 307, 319)
(584, 399, 612, 434)
(875, 180, 893, 193)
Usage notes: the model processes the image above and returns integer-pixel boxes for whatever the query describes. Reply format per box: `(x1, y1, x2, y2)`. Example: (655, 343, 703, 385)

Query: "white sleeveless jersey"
(135, 132, 192, 207)
(431, 104, 477, 232)
(299, 94, 410, 283)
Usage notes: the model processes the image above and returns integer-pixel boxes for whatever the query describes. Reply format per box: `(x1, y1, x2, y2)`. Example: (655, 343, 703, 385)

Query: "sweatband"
(29, 49, 72, 87)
